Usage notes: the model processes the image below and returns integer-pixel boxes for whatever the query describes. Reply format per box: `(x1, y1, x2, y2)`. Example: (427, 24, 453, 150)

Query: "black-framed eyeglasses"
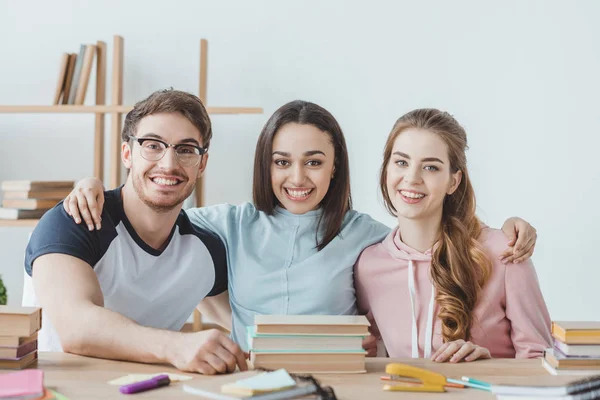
(129, 136, 207, 167)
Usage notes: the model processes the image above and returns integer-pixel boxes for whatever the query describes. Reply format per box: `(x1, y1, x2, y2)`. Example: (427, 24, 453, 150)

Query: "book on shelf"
(0, 331, 38, 348)
(61, 53, 77, 105)
(0, 306, 42, 337)
(254, 315, 370, 336)
(1, 180, 74, 192)
(74, 44, 96, 105)
(67, 44, 87, 105)
(0, 208, 47, 220)
(247, 326, 364, 351)
(1, 199, 58, 211)
(52, 53, 70, 105)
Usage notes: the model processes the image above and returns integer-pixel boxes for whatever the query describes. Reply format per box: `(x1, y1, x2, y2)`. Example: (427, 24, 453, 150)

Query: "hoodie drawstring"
(407, 259, 436, 358)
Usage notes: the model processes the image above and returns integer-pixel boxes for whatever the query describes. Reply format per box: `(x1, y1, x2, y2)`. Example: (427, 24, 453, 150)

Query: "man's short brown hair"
(122, 88, 212, 148)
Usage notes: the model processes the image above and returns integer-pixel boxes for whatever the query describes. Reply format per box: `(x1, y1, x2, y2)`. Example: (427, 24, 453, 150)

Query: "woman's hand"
(430, 340, 491, 363)
(362, 334, 378, 357)
(500, 217, 537, 264)
(63, 177, 105, 230)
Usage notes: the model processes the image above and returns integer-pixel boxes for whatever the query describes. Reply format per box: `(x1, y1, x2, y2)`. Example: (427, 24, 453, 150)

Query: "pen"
(461, 376, 492, 388)
(453, 376, 491, 391)
(119, 374, 171, 394)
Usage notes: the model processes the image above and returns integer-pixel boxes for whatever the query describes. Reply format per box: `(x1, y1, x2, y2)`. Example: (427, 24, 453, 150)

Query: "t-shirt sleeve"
(24, 203, 101, 276)
(200, 230, 228, 297)
(205, 231, 229, 296)
(186, 204, 237, 242)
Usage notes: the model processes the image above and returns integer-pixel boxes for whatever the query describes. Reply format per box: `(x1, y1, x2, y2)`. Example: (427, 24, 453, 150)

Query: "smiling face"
(270, 122, 335, 214)
(386, 128, 462, 224)
(122, 112, 208, 212)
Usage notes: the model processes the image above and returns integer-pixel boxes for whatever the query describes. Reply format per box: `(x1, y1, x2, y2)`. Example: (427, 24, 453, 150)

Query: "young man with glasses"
(25, 89, 247, 375)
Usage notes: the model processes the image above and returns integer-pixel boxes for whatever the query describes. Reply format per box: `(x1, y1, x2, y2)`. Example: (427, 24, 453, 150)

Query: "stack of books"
(0, 180, 73, 220)
(0, 306, 41, 369)
(543, 321, 600, 375)
(248, 315, 369, 373)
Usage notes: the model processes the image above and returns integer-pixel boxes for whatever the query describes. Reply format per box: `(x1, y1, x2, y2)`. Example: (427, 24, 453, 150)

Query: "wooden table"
(1, 353, 574, 399)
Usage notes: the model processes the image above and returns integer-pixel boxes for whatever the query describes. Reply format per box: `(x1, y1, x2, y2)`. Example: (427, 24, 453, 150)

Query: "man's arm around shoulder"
(32, 254, 247, 374)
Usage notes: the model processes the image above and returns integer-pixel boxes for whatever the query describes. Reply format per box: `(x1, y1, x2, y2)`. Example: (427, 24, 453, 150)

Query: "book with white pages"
(491, 374, 600, 398)
(543, 359, 600, 376)
(555, 339, 600, 357)
(247, 326, 365, 352)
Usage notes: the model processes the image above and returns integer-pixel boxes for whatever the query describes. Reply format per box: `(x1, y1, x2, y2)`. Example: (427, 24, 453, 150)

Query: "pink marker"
(119, 374, 171, 394)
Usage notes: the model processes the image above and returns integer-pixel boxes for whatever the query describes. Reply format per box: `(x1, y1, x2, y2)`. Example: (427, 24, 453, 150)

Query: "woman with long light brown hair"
(355, 109, 551, 362)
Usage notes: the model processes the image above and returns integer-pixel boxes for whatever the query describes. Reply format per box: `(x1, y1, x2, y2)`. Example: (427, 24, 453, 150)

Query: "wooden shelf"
(0, 219, 39, 227)
(0, 105, 263, 115)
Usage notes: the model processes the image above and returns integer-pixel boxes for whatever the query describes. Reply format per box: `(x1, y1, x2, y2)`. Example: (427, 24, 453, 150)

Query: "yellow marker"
(383, 363, 447, 393)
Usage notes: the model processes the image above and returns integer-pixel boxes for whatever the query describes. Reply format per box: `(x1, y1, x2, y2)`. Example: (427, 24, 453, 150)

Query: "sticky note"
(222, 369, 296, 396)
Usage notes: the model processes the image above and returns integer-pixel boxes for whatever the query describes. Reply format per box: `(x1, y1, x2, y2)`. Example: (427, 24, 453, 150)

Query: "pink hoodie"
(355, 227, 552, 359)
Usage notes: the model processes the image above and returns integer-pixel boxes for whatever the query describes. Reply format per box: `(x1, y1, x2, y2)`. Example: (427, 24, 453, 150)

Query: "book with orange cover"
(0, 306, 42, 337)
(254, 315, 370, 336)
(553, 321, 600, 345)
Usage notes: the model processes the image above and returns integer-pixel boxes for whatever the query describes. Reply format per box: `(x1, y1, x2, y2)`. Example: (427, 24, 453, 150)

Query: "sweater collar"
(382, 227, 435, 262)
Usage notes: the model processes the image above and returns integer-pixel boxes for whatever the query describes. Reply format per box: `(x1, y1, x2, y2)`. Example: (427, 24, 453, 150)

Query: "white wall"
(0, 0, 598, 320)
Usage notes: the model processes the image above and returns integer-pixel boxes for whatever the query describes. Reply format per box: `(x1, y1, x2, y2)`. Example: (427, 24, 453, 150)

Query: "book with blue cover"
(247, 326, 365, 352)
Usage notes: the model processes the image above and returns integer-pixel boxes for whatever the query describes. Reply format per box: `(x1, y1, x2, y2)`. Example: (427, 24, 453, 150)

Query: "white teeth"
(400, 190, 425, 199)
(286, 188, 312, 198)
(152, 177, 179, 186)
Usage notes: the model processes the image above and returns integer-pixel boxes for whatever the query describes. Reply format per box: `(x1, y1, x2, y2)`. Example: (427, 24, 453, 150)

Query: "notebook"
(0, 369, 44, 399)
(491, 374, 600, 397)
